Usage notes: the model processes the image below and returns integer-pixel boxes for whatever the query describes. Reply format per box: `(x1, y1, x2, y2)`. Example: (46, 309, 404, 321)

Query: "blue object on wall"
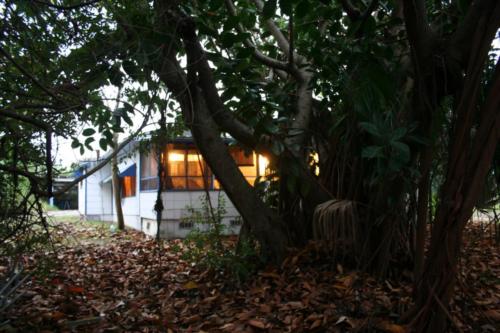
(119, 164, 136, 178)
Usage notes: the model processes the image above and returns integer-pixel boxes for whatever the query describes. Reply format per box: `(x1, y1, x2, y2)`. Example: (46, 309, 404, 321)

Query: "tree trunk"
(414, 149, 432, 284)
(187, 94, 289, 263)
(413, 58, 500, 332)
(112, 133, 125, 230)
(154, 110, 166, 241)
(154, 144, 163, 241)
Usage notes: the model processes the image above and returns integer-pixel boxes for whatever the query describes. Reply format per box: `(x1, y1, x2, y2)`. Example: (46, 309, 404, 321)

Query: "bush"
(180, 193, 259, 283)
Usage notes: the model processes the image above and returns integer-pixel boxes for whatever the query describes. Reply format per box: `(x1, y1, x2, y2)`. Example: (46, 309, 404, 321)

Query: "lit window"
(164, 144, 211, 190)
(166, 149, 187, 189)
(121, 176, 136, 197)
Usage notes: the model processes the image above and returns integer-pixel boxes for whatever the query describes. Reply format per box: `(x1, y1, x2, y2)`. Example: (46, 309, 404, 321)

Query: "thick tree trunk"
(150, 9, 290, 263)
(188, 95, 289, 263)
(112, 134, 125, 230)
(413, 58, 500, 332)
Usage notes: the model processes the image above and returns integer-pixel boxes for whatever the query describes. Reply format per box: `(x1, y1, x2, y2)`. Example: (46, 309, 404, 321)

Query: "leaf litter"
(2, 220, 498, 332)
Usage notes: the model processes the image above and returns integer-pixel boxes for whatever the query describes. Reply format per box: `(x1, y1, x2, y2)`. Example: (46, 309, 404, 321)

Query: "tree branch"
(0, 46, 59, 100)
(52, 112, 150, 196)
(179, 19, 259, 148)
(403, 0, 433, 63)
(224, 0, 290, 72)
(32, 0, 101, 10)
(0, 165, 44, 185)
(0, 109, 64, 136)
(340, 0, 361, 20)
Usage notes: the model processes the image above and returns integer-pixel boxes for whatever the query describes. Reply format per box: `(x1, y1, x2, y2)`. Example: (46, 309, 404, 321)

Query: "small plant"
(180, 193, 259, 283)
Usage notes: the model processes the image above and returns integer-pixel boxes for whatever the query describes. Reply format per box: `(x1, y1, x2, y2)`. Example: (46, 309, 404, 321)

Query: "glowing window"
(121, 176, 136, 197)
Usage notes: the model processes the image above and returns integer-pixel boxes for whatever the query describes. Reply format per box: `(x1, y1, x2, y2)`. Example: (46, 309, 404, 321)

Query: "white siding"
(138, 190, 241, 238)
(78, 178, 86, 216)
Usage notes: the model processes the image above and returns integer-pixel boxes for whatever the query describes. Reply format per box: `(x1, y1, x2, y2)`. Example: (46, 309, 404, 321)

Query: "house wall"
(78, 177, 86, 216)
(109, 151, 141, 229)
(82, 171, 104, 219)
(138, 190, 241, 238)
(78, 141, 243, 239)
(100, 182, 114, 222)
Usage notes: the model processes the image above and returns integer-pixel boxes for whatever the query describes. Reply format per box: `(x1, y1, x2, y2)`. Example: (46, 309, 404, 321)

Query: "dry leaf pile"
(2, 221, 499, 332)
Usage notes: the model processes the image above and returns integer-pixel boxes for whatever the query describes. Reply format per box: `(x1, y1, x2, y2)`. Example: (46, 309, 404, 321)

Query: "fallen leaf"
(67, 285, 84, 293)
(484, 309, 500, 321)
(183, 281, 198, 290)
(377, 321, 407, 333)
(248, 319, 266, 329)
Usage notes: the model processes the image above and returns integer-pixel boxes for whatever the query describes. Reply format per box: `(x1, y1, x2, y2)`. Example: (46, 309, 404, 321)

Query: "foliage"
(180, 194, 259, 283)
(1, 1, 499, 331)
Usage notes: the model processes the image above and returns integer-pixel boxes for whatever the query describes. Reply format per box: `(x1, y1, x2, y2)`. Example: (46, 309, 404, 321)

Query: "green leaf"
(122, 60, 140, 80)
(107, 65, 123, 87)
(361, 145, 383, 159)
(122, 113, 133, 126)
(82, 128, 96, 136)
(71, 139, 80, 149)
(99, 138, 108, 151)
(391, 141, 410, 163)
(359, 122, 380, 137)
(271, 140, 284, 155)
(262, 0, 277, 19)
(391, 127, 407, 141)
(220, 32, 239, 48)
(263, 118, 279, 134)
(84, 137, 95, 145)
(295, 1, 309, 18)
(279, 0, 293, 15)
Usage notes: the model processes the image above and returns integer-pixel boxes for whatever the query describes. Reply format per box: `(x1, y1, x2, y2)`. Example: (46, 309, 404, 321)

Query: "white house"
(77, 133, 268, 238)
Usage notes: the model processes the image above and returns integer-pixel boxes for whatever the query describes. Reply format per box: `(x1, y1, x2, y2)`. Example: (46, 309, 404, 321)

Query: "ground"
(2, 218, 499, 332)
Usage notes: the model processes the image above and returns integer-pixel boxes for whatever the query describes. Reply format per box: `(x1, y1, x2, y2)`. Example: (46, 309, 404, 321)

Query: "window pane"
(168, 150, 186, 176)
(187, 150, 203, 176)
(140, 152, 159, 191)
(121, 176, 136, 197)
(165, 176, 186, 189)
(141, 178, 158, 191)
(187, 177, 205, 189)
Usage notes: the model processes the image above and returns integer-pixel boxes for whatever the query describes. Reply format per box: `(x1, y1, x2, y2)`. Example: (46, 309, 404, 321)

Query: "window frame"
(139, 141, 263, 192)
(164, 143, 213, 191)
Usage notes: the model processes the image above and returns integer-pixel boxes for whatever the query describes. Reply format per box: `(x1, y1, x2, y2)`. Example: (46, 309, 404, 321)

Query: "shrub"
(180, 193, 259, 283)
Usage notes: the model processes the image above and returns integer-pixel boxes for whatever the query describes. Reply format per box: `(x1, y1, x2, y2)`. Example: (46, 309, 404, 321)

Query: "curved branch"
(32, 0, 101, 10)
(224, 0, 290, 72)
(251, 0, 308, 67)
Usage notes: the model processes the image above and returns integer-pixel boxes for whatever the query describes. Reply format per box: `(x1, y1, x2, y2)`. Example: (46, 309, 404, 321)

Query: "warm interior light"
(187, 153, 202, 162)
(310, 152, 319, 176)
(258, 155, 269, 176)
(168, 152, 185, 162)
